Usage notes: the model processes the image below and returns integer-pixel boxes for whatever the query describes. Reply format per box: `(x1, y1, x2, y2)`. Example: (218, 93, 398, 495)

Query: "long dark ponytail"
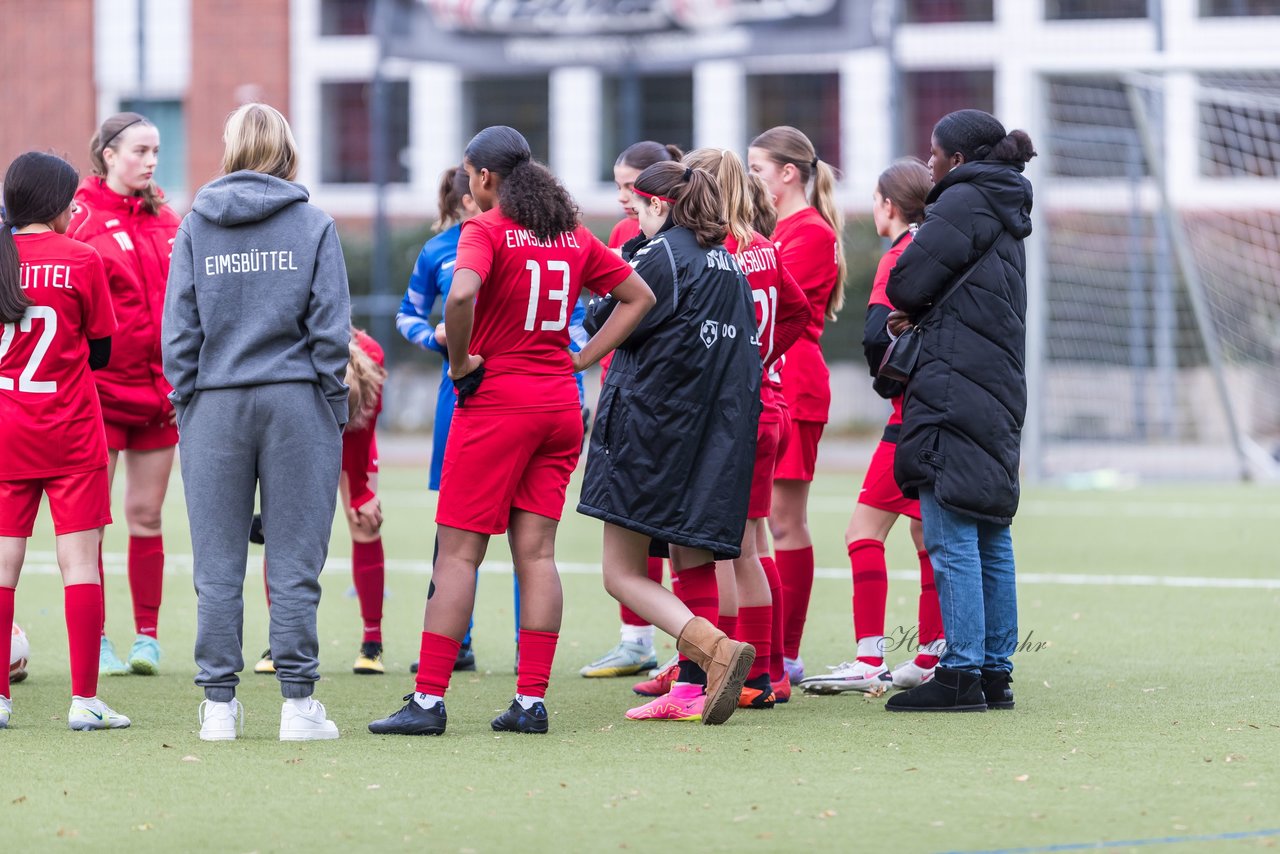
(464, 126, 579, 242)
(1, 152, 81, 323)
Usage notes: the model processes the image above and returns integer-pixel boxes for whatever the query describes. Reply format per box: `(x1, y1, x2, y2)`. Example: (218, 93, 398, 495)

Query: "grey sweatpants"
(179, 382, 342, 701)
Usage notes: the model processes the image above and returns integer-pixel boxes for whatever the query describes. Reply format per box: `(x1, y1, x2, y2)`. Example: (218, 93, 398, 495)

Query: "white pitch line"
(18, 553, 1280, 590)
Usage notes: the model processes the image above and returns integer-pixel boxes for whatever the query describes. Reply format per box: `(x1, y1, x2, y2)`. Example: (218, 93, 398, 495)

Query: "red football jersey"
(869, 231, 914, 428)
(454, 209, 631, 412)
(0, 232, 117, 479)
(772, 207, 839, 423)
(726, 231, 811, 424)
(342, 329, 385, 510)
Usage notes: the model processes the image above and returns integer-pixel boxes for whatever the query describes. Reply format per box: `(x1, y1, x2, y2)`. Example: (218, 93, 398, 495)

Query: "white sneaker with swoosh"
(68, 696, 131, 730)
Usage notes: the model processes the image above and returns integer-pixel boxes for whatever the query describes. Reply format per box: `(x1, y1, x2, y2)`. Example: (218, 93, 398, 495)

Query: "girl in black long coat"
(579, 162, 762, 726)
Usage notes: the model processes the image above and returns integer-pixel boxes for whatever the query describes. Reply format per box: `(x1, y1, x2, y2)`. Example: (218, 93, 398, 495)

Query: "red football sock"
(760, 555, 785, 681)
(413, 631, 461, 697)
(718, 613, 738, 641)
(739, 604, 772, 680)
(128, 535, 164, 638)
(516, 629, 558, 698)
(916, 549, 943, 668)
(0, 586, 14, 697)
(673, 562, 718, 662)
(849, 539, 888, 664)
(65, 583, 103, 698)
(619, 557, 664, 626)
(352, 540, 385, 643)
(96, 540, 106, 635)
(776, 547, 814, 660)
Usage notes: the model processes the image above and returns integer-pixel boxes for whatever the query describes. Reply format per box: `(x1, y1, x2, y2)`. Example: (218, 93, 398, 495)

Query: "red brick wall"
(0, 0, 97, 176)
(187, 0, 291, 191)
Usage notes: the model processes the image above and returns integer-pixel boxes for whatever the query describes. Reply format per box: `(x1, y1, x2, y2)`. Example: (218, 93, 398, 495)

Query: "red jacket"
(342, 330, 385, 510)
(69, 177, 181, 425)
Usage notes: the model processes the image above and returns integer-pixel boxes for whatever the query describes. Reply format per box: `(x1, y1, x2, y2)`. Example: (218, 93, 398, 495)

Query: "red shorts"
(858, 440, 920, 519)
(748, 418, 784, 519)
(774, 418, 824, 482)
(437, 407, 584, 535)
(0, 467, 112, 537)
(105, 415, 178, 452)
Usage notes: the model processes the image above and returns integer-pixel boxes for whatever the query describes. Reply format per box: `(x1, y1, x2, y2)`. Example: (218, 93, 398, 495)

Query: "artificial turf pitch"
(2, 464, 1277, 853)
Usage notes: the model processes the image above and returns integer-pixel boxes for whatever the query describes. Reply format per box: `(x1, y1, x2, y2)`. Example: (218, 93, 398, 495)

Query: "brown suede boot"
(676, 617, 755, 725)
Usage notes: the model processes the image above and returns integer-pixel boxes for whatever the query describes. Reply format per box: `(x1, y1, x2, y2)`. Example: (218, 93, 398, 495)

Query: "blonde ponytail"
(683, 148, 754, 250)
(346, 331, 387, 432)
(811, 159, 846, 320)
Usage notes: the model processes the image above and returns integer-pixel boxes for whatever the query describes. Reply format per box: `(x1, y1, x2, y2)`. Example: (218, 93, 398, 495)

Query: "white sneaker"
(280, 698, 339, 741)
(68, 696, 131, 730)
(891, 660, 937, 689)
(199, 699, 244, 741)
(649, 652, 678, 679)
(799, 660, 893, 695)
(0, 696, 11, 728)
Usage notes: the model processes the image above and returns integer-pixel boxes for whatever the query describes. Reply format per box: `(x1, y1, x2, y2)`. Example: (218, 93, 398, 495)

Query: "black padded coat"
(577, 224, 762, 559)
(886, 160, 1033, 525)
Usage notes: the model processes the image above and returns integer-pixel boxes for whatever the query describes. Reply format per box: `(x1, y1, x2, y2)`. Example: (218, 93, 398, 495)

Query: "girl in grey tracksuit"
(162, 166, 350, 731)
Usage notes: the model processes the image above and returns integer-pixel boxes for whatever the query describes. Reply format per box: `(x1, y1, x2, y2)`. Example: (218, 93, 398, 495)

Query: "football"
(9, 623, 29, 684)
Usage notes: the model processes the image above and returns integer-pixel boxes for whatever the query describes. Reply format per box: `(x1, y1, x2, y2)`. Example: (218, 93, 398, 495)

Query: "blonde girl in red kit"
(748, 126, 846, 684)
(798, 158, 945, 697)
(0, 152, 129, 731)
(368, 126, 655, 737)
(70, 112, 181, 677)
(579, 139, 685, 680)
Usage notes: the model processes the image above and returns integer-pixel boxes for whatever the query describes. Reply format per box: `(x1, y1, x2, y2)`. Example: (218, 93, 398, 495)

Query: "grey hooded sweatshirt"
(162, 171, 351, 426)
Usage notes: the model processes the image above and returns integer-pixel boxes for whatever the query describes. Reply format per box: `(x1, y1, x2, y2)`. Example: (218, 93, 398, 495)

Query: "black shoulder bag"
(873, 235, 1006, 397)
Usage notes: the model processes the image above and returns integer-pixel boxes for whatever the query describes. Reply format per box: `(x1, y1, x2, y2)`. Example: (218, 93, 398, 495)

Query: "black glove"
(454, 364, 486, 407)
(249, 513, 265, 545)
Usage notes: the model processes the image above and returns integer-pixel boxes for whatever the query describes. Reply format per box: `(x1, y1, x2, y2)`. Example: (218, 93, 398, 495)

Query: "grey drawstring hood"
(191, 171, 311, 227)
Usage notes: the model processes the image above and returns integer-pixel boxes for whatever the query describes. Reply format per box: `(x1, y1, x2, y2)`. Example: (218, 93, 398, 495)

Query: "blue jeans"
(918, 488, 1018, 676)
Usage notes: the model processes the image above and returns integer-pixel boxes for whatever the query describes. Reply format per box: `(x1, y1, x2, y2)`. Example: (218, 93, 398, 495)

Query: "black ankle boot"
(885, 667, 987, 712)
(980, 669, 1014, 709)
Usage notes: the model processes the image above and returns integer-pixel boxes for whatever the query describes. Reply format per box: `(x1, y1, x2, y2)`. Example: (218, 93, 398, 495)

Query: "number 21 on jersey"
(524, 260, 570, 332)
(0, 305, 58, 393)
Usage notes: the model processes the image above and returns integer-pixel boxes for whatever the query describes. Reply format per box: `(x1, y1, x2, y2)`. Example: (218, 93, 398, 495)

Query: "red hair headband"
(632, 187, 673, 204)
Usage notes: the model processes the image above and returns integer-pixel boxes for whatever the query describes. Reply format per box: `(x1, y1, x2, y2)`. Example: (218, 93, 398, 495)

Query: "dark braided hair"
(464, 126, 579, 242)
(933, 109, 1037, 166)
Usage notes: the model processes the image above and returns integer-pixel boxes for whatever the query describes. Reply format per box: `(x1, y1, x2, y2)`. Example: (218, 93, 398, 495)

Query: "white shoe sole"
(800, 678, 892, 695)
(200, 730, 238, 741)
(280, 728, 339, 741)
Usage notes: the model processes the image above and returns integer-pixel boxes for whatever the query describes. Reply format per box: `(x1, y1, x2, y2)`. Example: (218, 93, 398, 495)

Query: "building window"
(320, 0, 371, 35)
(901, 0, 993, 23)
(319, 81, 410, 184)
(1046, 0, 1148, 18)
(1201, 0, 1280, 13)
(1045, 76, 1146, 179)
(746, 73, 842, 172)
(600, 74, 694, 181)
(901, 70, 995, 162)
(120, 98, 186, 198)
(463, 76, 551, 165)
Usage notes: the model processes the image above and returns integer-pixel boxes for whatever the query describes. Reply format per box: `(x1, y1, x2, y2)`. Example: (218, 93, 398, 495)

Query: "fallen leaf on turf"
(904, 767, 918, 772)
(181, 755, 200, 763)
(367, 784, 381, 790)
(12, 796, 26, 804)
(818, 810, 837, 819)
(1015, 774, 1030, 782)
(756, 833, 774, 840)
(322, 774, 332, 779)
(1043, 681, 1052, 689)
(57, 829, 79, 838)
(1225, 754, 1246, 763)
(161, 744, 172, 749)
(285, 758, 303, 764)
(732, 815, 749, 822)
(133, 823, 153, 831)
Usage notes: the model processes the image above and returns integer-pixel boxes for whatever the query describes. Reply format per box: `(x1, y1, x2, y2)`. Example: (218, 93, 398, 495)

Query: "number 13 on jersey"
(524, 260, 571, 333)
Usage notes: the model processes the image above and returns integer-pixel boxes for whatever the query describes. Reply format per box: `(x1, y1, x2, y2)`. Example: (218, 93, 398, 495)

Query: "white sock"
(515, 694, 543, 710)
(620, 624, 655, 647)
(856, 636, 887, 660)
(919, 639, 947, 657)
(414, 692, 443, 710)
(286, 697, 314, 713)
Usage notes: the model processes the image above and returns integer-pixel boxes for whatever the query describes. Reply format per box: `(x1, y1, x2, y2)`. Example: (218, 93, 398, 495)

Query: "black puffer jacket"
(886, 161, 1033, 524)
(578, 224, 761, 559)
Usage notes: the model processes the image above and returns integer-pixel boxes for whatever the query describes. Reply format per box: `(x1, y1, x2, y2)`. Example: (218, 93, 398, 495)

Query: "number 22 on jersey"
(523, 260, 570, 332)
(0, 306, 58, 393)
